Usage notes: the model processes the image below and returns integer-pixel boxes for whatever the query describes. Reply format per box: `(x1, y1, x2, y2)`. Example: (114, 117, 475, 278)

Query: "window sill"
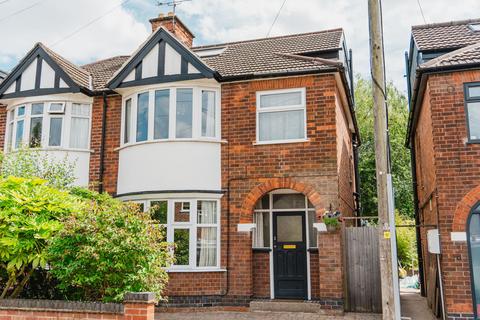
(116, 138, 227, 151)
(8, 147, 93, 153)
(166, 268, 227, 273)
(253, 138, 310, 146)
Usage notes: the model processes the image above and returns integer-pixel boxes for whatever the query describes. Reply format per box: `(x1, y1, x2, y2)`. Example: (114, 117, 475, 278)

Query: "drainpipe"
(353, 133, 361, 217)
(405, 51, 425, 296)
(98, 92, 108, 194)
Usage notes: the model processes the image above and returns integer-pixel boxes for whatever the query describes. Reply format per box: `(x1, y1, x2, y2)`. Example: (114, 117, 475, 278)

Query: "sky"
(0, 0, 479, 92)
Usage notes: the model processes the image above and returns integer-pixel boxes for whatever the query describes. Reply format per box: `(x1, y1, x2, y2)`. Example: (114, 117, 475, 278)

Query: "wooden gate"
(344, 226, 382, 313)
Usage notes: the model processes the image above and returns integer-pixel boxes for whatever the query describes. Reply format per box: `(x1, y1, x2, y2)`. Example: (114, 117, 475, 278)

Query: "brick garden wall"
(0, 292, 155, 320)
(413, 69, 480, 318)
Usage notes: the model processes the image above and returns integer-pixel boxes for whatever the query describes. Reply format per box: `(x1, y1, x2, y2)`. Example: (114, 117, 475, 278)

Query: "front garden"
(0, 147, 173, 302)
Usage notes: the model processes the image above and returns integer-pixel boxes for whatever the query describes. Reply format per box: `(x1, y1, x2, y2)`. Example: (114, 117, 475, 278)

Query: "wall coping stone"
(123, 292, 156, 304)
(0, 298, 123, 314)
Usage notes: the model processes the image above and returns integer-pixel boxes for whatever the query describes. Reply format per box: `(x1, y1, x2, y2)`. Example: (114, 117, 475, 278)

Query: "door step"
(249, 300, 323, 313)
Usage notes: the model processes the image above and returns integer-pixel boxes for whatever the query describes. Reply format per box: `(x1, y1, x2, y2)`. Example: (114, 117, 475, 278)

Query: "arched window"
(468, 202, 480, 317)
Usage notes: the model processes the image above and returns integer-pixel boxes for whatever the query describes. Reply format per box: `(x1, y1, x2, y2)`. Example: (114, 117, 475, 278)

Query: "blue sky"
(0, 0, 479, 91)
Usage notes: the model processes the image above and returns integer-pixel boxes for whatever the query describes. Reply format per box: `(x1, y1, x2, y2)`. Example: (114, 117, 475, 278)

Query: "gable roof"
(0, 42, 92, 99)
(107, 27, 215, 89)
(0, 70, 6, 82)
(193, 29, 345, 79)
(412, 18, 480, 51)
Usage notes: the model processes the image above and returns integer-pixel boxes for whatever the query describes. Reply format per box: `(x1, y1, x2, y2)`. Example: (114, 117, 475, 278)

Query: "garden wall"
(0, 292, 155, 320)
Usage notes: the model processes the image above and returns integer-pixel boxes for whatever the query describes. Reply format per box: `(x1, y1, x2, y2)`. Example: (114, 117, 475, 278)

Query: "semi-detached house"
(0, 13, 359, 312)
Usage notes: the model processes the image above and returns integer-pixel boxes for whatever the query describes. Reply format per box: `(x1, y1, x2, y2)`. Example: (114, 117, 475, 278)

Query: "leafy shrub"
(0, 147, 76, 189)
(48, 188, 173, 302)
(0, 177, 80, 298)
(396, 212, 418, 270)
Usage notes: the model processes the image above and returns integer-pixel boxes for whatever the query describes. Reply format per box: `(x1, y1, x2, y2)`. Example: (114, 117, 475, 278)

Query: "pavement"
(156, 311, 381, 320)
(400, 288, 438, 320)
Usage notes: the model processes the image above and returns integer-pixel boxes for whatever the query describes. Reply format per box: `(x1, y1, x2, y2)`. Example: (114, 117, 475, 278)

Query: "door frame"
(272, 211, 308, 300)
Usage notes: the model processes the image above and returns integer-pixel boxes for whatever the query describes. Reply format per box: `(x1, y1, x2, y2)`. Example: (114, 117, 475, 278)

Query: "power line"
(0, 1, 41, 23)
(416, 0, 427, 24)
(51, 0, 130, 47)
(266, 0, 287, 37)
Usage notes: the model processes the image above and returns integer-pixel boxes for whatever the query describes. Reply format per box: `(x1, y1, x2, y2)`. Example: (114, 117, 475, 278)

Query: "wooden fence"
(343, 225, 382, 313)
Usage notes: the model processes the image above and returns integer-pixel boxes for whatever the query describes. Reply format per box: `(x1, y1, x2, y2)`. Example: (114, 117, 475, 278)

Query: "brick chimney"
(149, 12, 195, 48)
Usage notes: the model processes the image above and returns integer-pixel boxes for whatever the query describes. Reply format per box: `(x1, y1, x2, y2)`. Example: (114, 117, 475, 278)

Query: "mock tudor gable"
(0, 43, 91, 99)
(107, 27, 216, 89)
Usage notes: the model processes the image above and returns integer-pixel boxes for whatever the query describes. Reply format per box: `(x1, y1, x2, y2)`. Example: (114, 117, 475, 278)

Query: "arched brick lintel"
(453, 185, 480, 231)
(240, 178, 324, 223)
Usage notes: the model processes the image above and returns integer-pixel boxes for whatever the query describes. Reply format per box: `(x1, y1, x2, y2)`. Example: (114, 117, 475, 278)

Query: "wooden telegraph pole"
(367, 0, 399, 319)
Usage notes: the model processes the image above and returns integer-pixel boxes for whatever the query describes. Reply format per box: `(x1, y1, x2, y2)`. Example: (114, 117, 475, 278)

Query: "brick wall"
(252, 251, 270, 298)
(0, 292, 155, 320)
(413, 69, 480, 317)
(89, 94, 121, 194)
(317, 230, 343, 311)
(0, 105, 6, 150)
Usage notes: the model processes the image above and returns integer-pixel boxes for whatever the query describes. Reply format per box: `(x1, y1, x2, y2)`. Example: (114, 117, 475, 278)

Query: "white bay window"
(134, 198, 220, 270)
(256, 88, 307, 144)
(5, 101, 92, 151)
(121, 86, 220, 146)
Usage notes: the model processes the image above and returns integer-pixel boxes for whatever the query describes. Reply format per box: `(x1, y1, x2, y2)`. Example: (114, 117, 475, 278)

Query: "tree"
(47, 188, 173, 302)
(0, 147, 76, 189)
(0, 177, 80, 298)
(355, 76, 414, 218)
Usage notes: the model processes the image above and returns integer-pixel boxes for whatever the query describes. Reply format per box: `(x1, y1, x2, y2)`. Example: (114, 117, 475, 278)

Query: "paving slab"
(400, 288, 438, 320)
(156, 311, 381, 320)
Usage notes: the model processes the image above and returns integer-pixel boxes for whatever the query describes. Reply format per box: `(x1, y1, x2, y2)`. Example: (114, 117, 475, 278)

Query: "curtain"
(197, 201, 217, 267)
(259, 109, 304, 141)
(253, 213, 264, 248)
(70, 118, 89, 149)
(260, 91, 302, 108)
(202, 91, 215, 137)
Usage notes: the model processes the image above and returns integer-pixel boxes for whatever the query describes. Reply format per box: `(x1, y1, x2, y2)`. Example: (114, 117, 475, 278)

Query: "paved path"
(156, 311, 381, 320)
(400, 288, 438, 319)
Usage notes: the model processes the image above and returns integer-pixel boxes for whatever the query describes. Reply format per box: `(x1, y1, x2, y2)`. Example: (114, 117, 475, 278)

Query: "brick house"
(0, 13, 358, 311)
(407, 19, 480, 319)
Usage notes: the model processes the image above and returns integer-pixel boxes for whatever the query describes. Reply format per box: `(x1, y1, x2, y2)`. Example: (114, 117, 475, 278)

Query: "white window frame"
(48, 102, 66, 114)
(5, 101, 92, 152)
(133, 198, 221, 271)
(255, 87, 307, 145)
(120, 85, 221, 147)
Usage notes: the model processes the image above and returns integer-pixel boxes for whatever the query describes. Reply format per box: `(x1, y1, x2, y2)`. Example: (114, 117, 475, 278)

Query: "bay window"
(5, 101, 92, 151)
(136, 198, 220, 270)
(256, 88, 306, 143)
(121, 86, 220, 145)
(175, 88, 193, 138)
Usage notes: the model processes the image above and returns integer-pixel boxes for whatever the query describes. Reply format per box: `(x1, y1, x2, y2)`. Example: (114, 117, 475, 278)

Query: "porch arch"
(453, 185, 480, 231)
(240, 178, 323, 223)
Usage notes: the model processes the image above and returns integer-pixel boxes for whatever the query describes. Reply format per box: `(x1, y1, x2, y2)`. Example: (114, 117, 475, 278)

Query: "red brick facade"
(412, 69, 480, 318)
(84, 74, 357, 310)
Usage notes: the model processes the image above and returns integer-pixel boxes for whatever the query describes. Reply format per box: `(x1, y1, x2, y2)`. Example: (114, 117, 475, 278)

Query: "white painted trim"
(237, 223, 256, 232)
(255, 87, 307, 144)
(451, 232, 467, 242)
(166, 268, 227, 273)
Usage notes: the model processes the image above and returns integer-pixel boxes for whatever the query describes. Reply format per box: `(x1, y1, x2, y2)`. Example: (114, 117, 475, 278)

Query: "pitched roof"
(412, 18, 480, 51)
(0, 70, 6, 81)
(192, 29, 344, 78)
(82, 56, 130, 90)
(420, 41, 480, 70)
(38, 43, 91, 89)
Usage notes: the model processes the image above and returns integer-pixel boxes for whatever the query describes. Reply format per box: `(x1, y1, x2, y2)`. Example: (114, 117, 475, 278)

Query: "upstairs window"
(465, 83, 480, 142)
(5, 102, 92, 151)
(121, 86, 219, 146)
(256, 88, 306, 143)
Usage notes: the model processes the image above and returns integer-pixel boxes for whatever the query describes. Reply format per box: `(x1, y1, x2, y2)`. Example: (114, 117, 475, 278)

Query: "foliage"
(323, 216, 340, 228)
(354, 76, 414, 218)
(0, 147, 76, 189)
(396, 212, 418, 270)
(0, 177, 79, 298)
(47, 188, 173, 302)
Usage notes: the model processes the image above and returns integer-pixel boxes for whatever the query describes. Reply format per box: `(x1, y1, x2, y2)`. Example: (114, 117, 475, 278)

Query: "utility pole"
(367, 0, 399, 319)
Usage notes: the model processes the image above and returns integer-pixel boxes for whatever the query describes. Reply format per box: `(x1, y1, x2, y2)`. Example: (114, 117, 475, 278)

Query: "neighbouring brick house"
(0, 13, 358, 312)
(407, 19, 480, 320)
